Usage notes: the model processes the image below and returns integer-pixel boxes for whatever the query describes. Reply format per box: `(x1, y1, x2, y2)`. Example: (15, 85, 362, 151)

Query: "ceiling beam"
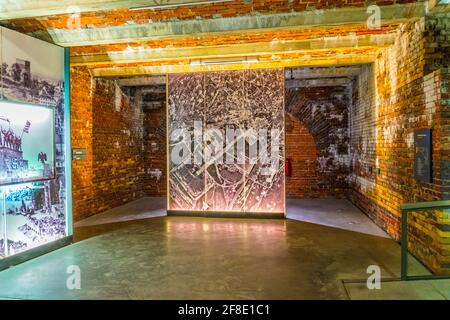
(0, 0, 228, 20)
(34, 3, 426, 47)
(90, 53, 377, 77)
(286, 77, 353, 88)
(70, 33, 395, 66)
(285, 66, 361, 79)
(431, 2, 450, 12)
(116, 76, 166, 86)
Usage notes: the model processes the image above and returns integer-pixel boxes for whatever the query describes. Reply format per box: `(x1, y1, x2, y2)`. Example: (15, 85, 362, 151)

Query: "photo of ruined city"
(0, 94, 67, 257)
(0, 102, 55, 185)
(168, 69, 285, 214)
(1, 180, 66, 256)
(1, 27, 64, 107)
(0, 207, 4, 259)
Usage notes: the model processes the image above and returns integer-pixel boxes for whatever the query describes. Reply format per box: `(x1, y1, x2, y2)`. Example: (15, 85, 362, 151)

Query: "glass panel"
(5, 182, 66, 256)
(0, 188, 5, 259)
(0, 27, 69, 261)
(0, 101, 56, 185)
(407, 208, 450, 276)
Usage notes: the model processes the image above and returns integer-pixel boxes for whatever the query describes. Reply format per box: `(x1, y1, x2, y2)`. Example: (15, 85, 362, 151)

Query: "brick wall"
(348, 15, 450, 273)
(142, 92, 167, 197)
(70, 67, 94, 221)
(441, 66, 450, 200)
(286, 84, 351, 198)
(72, 69, 146, 220)
(285, 113, 319, 197)
(71, 70, 168, 221)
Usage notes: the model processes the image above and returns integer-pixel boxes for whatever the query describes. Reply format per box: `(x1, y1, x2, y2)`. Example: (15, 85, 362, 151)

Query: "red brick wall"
(348, 16, 450, 273)
(285, 85, 351, 198)
(71, 68, 149, 221)
(70, 67, 94, 221)
(285, 113, 320, 197)
(143, 103, 167, 196)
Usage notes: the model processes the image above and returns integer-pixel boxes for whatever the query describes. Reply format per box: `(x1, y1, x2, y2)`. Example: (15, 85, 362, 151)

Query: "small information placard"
(414, 129, 432, 183)
(72, 148, 87, 160)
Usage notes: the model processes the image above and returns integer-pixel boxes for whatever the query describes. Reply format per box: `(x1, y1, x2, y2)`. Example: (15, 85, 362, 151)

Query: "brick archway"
(285, 86, 351, 198)
(285, 113, 320, 197)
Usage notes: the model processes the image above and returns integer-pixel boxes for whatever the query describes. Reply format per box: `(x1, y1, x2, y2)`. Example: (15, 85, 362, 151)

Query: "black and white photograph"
(2, 180, 66, 257)
(0, 208, 4, 259)
(0, 101, 55, 185)
(1, 27, 64, 107)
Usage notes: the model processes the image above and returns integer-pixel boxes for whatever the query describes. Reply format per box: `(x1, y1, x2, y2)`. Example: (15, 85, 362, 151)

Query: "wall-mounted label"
(72, 148, 87, 160)
(414, 129, 432, 183)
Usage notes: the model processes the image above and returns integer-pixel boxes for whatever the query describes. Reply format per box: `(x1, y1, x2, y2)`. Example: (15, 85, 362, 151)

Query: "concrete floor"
(287, 198, 388, 238)
(0, 197, 446, 300)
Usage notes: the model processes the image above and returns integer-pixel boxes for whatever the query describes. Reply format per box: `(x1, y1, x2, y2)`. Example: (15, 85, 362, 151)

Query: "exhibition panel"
(0, 27, 71, 264)
(0, 102, 55, 185)
(168, 69, 285, 215)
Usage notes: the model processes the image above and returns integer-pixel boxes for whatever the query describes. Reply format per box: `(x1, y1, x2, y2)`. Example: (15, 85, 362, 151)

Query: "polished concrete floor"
(0, 197, 443, 300)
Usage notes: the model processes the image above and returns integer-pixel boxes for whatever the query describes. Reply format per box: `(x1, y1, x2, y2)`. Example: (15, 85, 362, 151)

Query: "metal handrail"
(401, 200, 450, 280)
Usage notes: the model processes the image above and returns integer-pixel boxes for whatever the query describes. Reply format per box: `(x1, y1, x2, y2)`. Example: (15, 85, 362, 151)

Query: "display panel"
(168, 69, 285, 214)
(4, 182, 66, 256)
(0, 26, 69, 264)
(0, 101, 55, 185)
(0, 200, 4, 258)
(203, 71, 246, 212)
(1, 27, 65, 107)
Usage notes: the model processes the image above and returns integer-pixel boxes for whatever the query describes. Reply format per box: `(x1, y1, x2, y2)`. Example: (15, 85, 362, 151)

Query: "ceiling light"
(190, 57, 259, 66)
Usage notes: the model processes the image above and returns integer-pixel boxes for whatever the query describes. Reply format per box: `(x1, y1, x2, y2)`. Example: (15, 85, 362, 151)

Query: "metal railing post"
(401, 208, 408, 280)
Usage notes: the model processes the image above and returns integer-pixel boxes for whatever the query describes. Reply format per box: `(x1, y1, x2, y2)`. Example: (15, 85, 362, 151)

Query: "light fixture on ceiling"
(190, 57, 259, 66)
(130, 0, 234, 10)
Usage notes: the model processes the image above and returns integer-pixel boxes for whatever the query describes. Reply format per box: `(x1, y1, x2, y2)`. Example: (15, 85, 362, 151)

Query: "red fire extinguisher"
(285, 159, 292, 177)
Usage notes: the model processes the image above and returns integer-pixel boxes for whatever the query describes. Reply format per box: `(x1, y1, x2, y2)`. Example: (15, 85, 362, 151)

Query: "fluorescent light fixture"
(190, 57, 259, 66)
(130, 0, 234, 10)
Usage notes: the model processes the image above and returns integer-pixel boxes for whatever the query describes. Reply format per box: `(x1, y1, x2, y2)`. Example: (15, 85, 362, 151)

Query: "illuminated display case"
(0, 27, 72, 268)
(0, 102, 56, 185)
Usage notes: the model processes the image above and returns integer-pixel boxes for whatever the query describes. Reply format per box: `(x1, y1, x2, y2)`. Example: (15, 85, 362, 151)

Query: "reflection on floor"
(74, 197, 388, 237)
(0, 197, 442, 300)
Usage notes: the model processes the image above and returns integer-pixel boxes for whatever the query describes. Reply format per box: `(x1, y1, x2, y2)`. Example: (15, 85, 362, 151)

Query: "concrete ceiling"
(286, 77, 353, 89)
(285, 66, 361, 80)
(0, 0, 231, 20)
(71, 34, 396, 66)
(0, 0, 441, 76)
(4, 2, 427, 47)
